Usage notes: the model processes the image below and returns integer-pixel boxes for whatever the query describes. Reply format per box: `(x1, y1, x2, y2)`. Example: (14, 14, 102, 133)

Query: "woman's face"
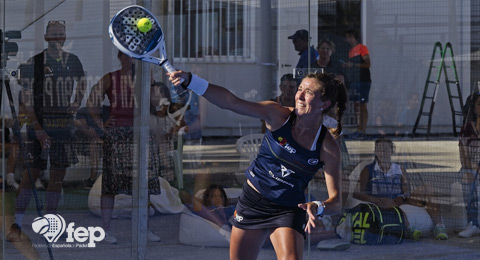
(279, 80, 297, 99)
(295, 77, 328, 117)
(208, 189, 225, 207)
(318, 43, 333, 59)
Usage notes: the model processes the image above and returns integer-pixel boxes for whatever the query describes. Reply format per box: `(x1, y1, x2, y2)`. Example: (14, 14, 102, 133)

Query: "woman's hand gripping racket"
(109, 5, 183, 83)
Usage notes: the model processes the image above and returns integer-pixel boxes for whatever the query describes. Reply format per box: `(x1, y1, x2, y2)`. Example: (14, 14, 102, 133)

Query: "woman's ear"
(321, 100, 331, 110)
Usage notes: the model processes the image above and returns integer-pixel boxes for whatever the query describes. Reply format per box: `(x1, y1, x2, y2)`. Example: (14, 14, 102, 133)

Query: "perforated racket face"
(109, 5, 163, 58)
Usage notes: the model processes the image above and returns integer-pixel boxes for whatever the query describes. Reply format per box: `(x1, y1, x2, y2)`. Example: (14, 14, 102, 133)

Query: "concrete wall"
(365, 0, 471, 134)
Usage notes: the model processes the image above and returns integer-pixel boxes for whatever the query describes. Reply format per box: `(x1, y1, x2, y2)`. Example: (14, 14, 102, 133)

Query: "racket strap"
(168, 92, 192, 126)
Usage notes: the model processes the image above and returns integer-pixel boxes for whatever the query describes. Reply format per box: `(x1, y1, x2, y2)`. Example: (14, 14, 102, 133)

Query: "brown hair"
(304, 72, 348, 137)
(375, 138, 395, 152)
(345, 29, 360, 41)
(317, 39, 336, 54)
(202, 184, 228, 207)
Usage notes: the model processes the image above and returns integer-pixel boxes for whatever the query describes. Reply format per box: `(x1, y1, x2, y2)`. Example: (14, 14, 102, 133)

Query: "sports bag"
(338, 203, 407, 245)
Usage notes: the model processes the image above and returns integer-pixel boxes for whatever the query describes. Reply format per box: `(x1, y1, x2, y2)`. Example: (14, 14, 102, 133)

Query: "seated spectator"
(353, 138, 448, 240)
(261, 73, 297, 133)
(458, 92, 480, 238)
(180, 184, 235, 231)
(271, 73, 297, 107)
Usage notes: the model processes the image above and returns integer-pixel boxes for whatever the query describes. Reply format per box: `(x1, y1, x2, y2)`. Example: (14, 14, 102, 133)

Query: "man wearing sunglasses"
(9, 20, 86, 242)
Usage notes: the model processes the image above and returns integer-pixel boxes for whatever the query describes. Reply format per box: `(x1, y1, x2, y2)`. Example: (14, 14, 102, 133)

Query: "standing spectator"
(149, 81, 176, 183)
(311, 39, 350, 168)
(74, 107, 106, 189)
(87, 51, 161, 244)
(288, 29, 319, 82)
(0, 120, 20, 190)
(1, 193, 41, 259)
(8, 20, 86, 240)
(458, 92, 480, 238)
(343, 29, 371, 139)
(314, 39, 345, 83)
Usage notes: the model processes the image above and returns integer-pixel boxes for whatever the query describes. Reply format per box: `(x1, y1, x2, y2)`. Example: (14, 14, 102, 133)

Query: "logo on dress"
(277, 137, 296, 154)
(234, 211, 244, 222)
(308, 158, 319, 165)
(281, 165, 295, 178)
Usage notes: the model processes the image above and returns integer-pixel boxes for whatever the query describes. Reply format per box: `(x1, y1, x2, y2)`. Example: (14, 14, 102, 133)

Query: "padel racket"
(109, 5, 180, 79)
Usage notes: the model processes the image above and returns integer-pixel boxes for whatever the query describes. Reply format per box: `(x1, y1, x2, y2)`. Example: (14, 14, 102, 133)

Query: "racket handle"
(162, 61, 185, 84)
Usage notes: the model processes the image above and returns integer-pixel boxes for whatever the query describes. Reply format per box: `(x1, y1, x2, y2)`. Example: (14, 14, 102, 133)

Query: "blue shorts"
(350, 81, 371, 103)
(230, 182, 306, 238)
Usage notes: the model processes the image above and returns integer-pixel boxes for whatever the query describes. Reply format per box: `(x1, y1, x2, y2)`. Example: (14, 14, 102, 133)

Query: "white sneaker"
(35, 178, 45, 190)
(103, 231, 118, 244)
(6, 173, 19, 190)
(459, 222, 480, 238)
(335, 214, 352, 242)
(147, 230, 161, 242)
(316, 238, 351, 251)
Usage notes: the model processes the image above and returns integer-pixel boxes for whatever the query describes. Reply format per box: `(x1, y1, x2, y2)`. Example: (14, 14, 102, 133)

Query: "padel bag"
(339, 203, 407, 245)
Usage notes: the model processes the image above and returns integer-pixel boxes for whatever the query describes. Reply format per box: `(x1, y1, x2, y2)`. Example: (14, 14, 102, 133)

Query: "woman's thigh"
(230, 226, 269, 260)
(269, 227, 304, 260)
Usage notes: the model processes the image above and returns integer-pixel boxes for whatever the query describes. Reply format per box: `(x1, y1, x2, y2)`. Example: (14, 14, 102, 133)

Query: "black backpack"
(338, 203, 407, 245)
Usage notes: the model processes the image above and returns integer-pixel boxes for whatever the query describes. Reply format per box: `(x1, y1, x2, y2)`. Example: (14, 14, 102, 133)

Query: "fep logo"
(32, 214, 66, 243)
(32, 214, 105, 247)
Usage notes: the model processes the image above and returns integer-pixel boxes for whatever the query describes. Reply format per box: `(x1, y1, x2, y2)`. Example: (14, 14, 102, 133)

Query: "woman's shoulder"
(267, 105, 294, 130)
(320, 130, 340, 157)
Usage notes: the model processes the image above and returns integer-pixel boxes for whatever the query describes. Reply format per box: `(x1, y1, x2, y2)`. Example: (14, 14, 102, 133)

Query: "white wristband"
(312, 201, 325, 217)
(188, 74, 209, 96)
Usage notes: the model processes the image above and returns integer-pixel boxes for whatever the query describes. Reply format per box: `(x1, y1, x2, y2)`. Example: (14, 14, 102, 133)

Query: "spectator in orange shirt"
(343, 29, 371, 139)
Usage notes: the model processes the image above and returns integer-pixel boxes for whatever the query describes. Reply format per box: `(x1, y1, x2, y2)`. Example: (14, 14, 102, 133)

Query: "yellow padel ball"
(137, 18, 152, 33)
